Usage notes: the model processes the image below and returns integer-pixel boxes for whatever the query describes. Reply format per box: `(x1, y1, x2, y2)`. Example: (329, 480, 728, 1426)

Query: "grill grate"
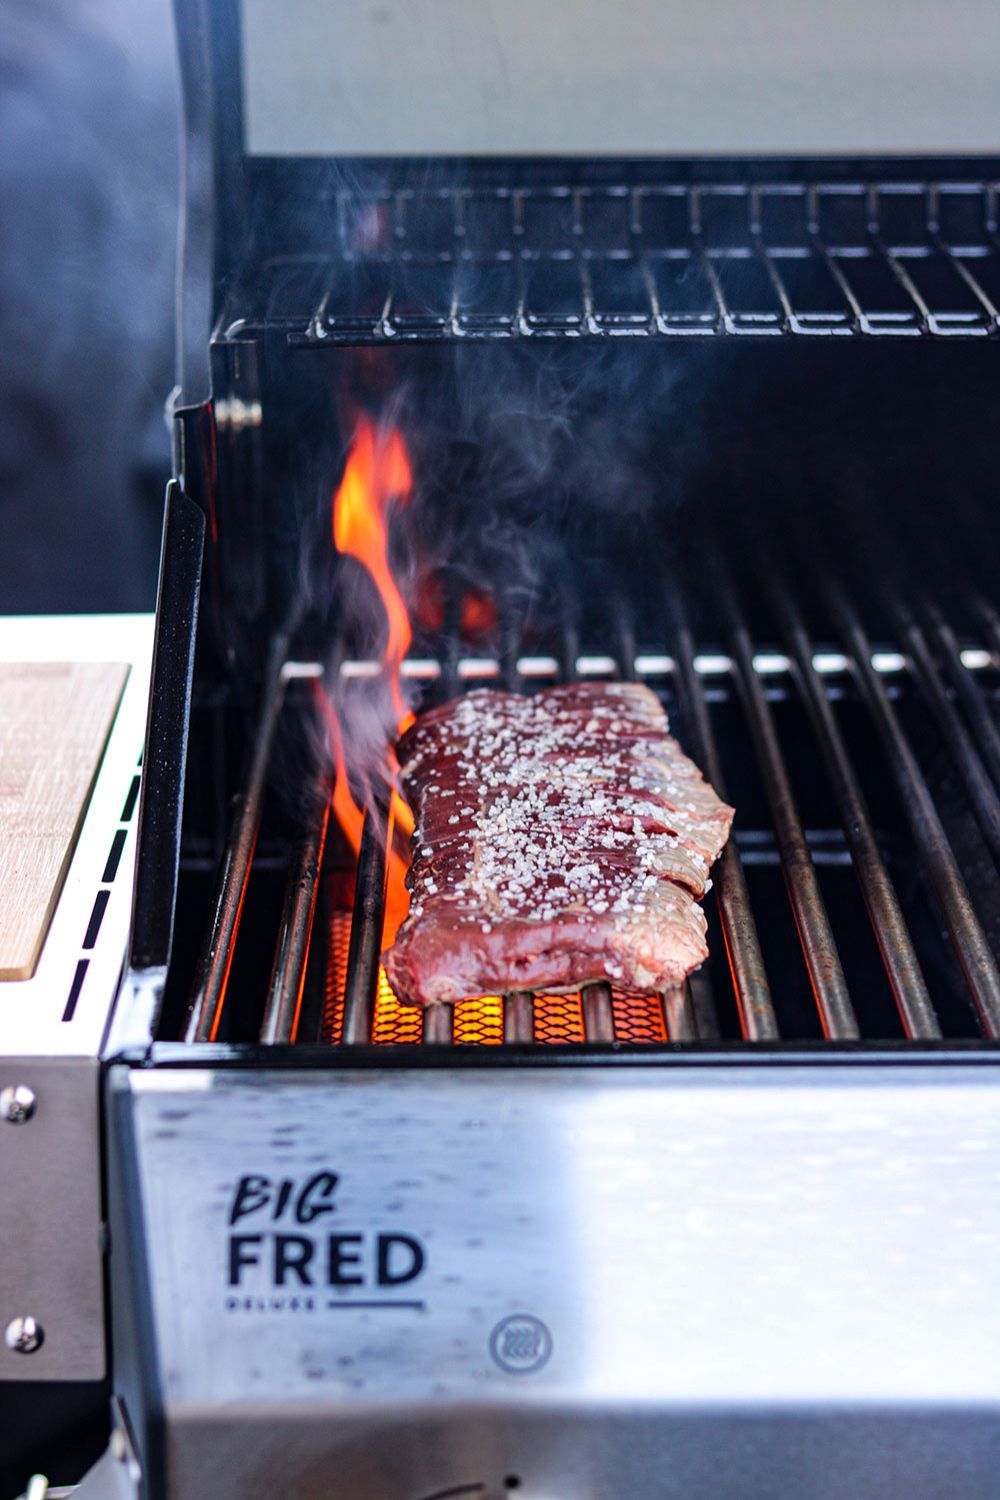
(180, 585, 1000, 1051)
(224, 180, 1000, 342)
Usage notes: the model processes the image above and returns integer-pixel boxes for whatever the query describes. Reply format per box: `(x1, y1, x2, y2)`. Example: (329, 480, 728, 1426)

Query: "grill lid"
(173, 0, 1000, 404)
(239, 0, 1000, 160)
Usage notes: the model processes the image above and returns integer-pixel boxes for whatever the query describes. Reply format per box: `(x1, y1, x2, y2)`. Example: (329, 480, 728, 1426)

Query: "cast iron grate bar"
(830, 587, 1000, 1038)
(719, 569, 861, 1041)
(560, 622, 624, 1044)
(340, 808, 389, 1045)
(503, 991, 535, 1044)
(580, 982, 616, 1042)
(668, 600, 778, 1041)
(259, 789, 330, 1044)
(929, 609, 1000, 791)
(423, 1003, 455, 1044)
(766, 576, 940, 1039)
(662, 986, 697, 1041)
(892, 603, 1000, 870)
(496, 617, 537, 1044)
(688, 967, 723, 1040)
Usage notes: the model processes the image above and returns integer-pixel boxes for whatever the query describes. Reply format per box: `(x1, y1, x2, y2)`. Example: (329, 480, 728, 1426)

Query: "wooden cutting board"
(0, 661, 129, 981)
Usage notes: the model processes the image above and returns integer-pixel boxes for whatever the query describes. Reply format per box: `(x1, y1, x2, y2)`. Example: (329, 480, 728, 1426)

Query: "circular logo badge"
(489, 1315, 553, 1375)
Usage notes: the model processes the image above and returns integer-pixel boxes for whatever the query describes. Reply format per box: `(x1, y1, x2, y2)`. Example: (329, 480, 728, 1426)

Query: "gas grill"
(9, 1, 1000, 1497)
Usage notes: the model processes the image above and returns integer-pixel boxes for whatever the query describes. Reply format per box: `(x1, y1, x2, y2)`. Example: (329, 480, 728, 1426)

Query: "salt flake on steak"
(383, 682, 734, 1006)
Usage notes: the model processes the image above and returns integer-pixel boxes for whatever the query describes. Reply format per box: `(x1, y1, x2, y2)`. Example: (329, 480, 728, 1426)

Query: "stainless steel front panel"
(120, 1062, 1000, 1498)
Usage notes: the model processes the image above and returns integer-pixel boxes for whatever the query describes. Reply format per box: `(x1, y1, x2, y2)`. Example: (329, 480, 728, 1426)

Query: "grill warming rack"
(181, 574, 1000, 1050)
(222, 179, 1000, 344)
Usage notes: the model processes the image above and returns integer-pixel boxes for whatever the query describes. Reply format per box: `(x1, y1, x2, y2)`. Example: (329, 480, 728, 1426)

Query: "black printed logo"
(489, 1315, 553, 1374)
(229, 1171, 339, 1227)
(224, 1171, 427, 1307)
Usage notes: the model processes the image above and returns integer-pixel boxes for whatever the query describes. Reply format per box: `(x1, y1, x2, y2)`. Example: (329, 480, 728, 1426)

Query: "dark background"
(0, 0, 179, 615)
(1, 11, 178, 1487)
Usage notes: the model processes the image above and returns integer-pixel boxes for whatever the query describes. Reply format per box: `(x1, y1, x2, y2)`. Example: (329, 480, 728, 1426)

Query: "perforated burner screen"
(321, 911, 667, 1046)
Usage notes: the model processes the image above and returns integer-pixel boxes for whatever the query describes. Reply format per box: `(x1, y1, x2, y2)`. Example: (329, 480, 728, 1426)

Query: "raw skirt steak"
(384, 682, 734, 1006)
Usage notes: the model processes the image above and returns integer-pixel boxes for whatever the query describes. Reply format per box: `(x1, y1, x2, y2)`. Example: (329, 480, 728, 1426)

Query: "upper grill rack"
(179, 584, 1000, 1052)
(224, 180, 1000, 341)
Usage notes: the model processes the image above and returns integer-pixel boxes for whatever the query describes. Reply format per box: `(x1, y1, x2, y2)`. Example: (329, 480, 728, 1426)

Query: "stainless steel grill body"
(102, 1060, 1000, 1500)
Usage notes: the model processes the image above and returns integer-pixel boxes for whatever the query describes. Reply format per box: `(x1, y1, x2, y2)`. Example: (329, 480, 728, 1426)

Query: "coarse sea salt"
(396, 683, 731, 986)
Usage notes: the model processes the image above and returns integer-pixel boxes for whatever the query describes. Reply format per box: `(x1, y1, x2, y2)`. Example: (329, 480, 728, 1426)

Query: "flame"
(322, 417, 417, 947)
(333, 418, 414, 729)
(414, 572, 446, 633)
(461, 589, 498, 637)
(313, 683, 364, 853)
(414, 580, 497, 638)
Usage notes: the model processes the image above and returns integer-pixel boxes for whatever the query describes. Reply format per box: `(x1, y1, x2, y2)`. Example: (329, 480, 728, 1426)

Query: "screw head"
(5, 1316, 44, 1354)
(1, 1085, 37, 1124)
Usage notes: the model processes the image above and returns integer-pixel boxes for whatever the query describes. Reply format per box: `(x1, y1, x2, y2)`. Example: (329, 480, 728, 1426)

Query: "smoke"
(397, 338, 699, 638)
(287, 327, 704, 832)
(0, 0, 178, 611)
(263, 160, 709, 825)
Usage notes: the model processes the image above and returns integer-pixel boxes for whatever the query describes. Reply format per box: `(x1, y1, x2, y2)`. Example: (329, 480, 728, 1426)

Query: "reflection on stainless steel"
(124, 1064, 1000, 1496)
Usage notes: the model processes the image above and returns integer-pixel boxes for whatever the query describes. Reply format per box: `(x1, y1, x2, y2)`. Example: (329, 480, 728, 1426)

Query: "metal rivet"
(5, 1315, 44, 1354)
(1, 1085, 37, 1124)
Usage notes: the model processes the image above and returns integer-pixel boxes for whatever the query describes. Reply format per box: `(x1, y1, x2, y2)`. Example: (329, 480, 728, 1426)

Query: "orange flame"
(333, 418, 415, 730)
(461, 589, 498, 637)
(323, 417, 417, 947)
(414, 572, 446, 633)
